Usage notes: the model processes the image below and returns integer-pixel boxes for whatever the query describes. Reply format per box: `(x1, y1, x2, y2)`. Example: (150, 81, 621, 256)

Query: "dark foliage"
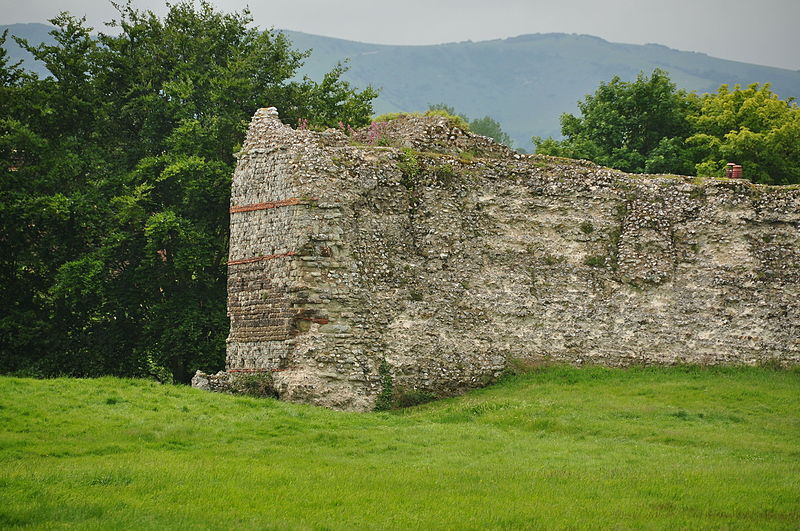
(0, 2, 376, 381)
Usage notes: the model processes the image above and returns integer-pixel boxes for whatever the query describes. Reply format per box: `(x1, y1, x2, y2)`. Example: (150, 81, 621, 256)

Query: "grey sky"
(2, 0, 798, 70)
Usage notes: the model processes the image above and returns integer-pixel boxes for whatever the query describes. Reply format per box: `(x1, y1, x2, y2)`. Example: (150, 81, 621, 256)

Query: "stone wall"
(196, 107, 800, 411)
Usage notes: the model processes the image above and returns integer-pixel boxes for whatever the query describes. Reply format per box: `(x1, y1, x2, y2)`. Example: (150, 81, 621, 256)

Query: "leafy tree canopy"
(534, 70, 800, 184)
(688, 83, 800, 185)
(534, 69, 697, 174)
(0, 1, 376, 381)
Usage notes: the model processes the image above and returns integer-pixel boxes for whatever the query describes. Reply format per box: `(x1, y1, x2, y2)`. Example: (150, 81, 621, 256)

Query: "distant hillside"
(282, 30, 800, 149)
(4, 23, 800, 149)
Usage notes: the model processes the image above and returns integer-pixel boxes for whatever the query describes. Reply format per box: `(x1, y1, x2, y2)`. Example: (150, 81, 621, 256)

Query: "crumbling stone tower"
(194, 107, 800, 411)
(222, 107, 379, 410)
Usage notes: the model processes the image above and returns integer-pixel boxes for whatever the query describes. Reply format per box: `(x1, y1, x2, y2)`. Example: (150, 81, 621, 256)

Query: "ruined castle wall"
(221, 110, 800, 411)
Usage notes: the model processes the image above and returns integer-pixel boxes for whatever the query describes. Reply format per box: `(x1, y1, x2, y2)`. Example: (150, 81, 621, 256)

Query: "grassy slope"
(1, 366, 799, 529)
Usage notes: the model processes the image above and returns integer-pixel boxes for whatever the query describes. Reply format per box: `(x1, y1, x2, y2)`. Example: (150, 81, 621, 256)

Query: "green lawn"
(1, 366, 798, 529)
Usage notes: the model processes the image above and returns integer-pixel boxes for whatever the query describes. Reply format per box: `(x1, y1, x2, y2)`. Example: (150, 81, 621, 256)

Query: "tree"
(1, 2, 377, 381)
(1, 18, 107, 376)
(687, 83, 800, 185)
(534, 70, 800, 184)
(427, 103, 466, 121)
(534, 69, 697, 174)
(427, 103, 514, 147)
(469, 116, 513, 147)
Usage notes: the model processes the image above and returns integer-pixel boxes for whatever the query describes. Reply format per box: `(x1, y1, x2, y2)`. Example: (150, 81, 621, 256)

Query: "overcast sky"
(2, 0, 798, 70)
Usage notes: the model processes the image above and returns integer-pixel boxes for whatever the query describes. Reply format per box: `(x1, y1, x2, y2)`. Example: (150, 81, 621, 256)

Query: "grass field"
(1, 366, 798, 529)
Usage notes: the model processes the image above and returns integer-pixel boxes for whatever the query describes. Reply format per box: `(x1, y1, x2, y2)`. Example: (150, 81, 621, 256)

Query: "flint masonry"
(193, 108, 800, 410)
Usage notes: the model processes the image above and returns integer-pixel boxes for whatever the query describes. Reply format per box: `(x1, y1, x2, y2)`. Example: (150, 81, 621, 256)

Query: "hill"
(4, 23, 800, 149)
(281, 30, 800, 149)
(1, 366, 799, 528)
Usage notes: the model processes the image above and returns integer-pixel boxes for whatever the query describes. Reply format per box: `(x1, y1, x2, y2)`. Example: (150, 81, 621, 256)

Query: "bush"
(424, 110, 470, 132)
(232, 372, 278, 398)
(393, 388, 437, 408)
(374, 360, 394, 411)
(397, 148, 421, 188)
(374, 112, 414, 122)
